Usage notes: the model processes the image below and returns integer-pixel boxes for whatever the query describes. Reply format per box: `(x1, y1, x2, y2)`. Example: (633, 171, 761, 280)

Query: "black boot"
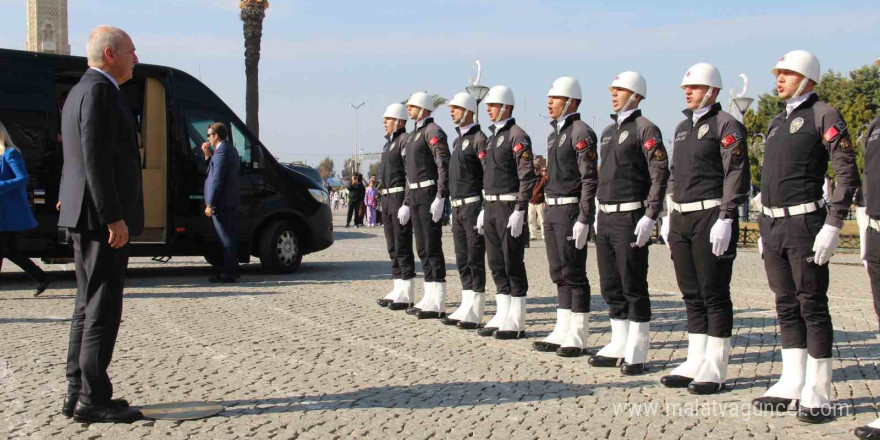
(855, 425, 880, 439)
(532, 341, 561, 352)
(751, 396, 795, 412)
(588, 355, 623, 368)
(797, 406, 835, 424)
(620, 362, 647, 375)
(687, 381, 724, 395)
(660, 375, 693, 388)
(387, 302, 412, 311)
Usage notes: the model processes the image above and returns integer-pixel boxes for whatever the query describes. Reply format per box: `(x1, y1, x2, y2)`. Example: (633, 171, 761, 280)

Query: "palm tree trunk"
(240, 3, 266, 138)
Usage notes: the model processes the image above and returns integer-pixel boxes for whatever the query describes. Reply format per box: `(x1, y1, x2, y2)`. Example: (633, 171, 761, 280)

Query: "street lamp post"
(466, 60, 490, 124)
(349, 102, 364, 176)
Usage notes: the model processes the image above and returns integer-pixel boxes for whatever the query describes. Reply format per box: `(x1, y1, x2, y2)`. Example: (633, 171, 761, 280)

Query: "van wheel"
(258, 219, 302, 274)
(203, 251, 223, 268)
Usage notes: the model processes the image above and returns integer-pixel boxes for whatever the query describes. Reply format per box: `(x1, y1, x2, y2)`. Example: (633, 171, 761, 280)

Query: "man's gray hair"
(86, 26, 127, 67)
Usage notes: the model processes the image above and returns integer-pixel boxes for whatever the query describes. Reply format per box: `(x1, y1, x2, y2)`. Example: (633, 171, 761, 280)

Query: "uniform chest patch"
(390, 142, 396, 150)
(790, 117, 804, 134)
(496, 136, 505, 147)
(618, 131, 629, 144)
(675, 131, 688, 142)
(697, 124, 709, 139)
(558, 134, 567, 147)
(870, 129, 880, 142)
(415, 132, 422, 142)
(601, 136, 612, 145)
(462, 139, 470, 149)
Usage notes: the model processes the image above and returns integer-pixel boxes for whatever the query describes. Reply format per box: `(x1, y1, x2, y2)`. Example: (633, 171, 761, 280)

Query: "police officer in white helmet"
(588, 71, 670, 376)
(659, 63, 750, 395)
(532, 76, 598, 357)
(475, 85, 537, 340)
(751, 50, 859, 424)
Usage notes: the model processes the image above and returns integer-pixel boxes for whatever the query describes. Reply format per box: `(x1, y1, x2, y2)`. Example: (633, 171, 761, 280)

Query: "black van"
(0, 49, 332, 273)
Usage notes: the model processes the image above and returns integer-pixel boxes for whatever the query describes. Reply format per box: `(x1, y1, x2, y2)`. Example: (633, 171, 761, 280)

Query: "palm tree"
(239, 0, 269, 138)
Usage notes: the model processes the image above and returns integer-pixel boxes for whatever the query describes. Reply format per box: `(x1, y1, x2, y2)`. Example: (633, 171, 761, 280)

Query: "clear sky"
(1, 0, 878, 173)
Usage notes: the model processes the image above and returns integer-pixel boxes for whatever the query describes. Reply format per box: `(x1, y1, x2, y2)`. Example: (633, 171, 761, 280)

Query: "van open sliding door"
(132, 77, 167, 243)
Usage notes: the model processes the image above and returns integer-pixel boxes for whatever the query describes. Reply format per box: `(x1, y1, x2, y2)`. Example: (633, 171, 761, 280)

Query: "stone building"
(26, 0, 70, 55)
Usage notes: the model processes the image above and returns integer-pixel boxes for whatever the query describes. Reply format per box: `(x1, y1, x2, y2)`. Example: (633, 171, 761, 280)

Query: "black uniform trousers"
(543, 204, 590, 312)
(595, 208, 651, 322)
(212, 207, 238, 278)
(0, 231, 47, 283)
(865, 227, 880, 330)
(483, 201, 528, 297)
(381, 192, 415, 280)
(410, 186, 445, 282)
(451, 202, 486, 292)
(668, 207, 737, 338)
(65, 229, 130, 405)
(758, 210, 832, 359)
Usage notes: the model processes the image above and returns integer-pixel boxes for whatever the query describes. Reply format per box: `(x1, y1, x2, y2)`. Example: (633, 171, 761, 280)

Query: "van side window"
(182, 106, 227, 173)
(230, 122, 252, 166)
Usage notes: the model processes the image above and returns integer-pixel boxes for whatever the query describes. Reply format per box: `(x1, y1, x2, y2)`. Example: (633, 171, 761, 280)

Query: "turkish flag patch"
(430, 136, 439, 146)
(478, 151, 486, 160)
(643, 137, 659, 150)
(576, 140, 588, 151)
(513, 143, 524, 153)
(823, 120, 847, 142)
(721, 131, 742, 148)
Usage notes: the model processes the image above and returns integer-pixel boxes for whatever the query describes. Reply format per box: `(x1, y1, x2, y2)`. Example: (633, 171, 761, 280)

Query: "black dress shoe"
(387, 302, 413, 311)
(660, 375, 693, 388)
(620, 362, 647, 375)
(494, 330, 526, 340)
(532, 341, 561, 352)
(457, 321, 481, 330)
(405, 306, 421, 315)
(477, 326, 498, 337)
(855, 425, 880, 439)
(588, 355, 623, 368)
(752, 396, 795, 412)
(687, 381, 724, 395)
(556, 346, 586, 357)
(34, 277, 52, 297)
(797, 406, 834, 424)
(416, 310, 446, 319)
(62, 395, 130, 418)
(73, 402, 142, 423)
(377, 299, 392, 307)
(208, 276, 237, 284)
(440, 316, 460, 325)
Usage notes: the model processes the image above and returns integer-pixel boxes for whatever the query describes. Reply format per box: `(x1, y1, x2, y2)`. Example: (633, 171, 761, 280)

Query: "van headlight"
(309, 188, 330, 205)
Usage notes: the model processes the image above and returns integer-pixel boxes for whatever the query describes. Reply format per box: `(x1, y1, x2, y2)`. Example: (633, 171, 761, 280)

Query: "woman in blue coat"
(0, 121, 50, 296)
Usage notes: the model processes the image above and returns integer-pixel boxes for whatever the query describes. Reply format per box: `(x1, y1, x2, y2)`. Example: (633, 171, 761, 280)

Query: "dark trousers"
(451, 202, 486, 292)
(65, 229, 130, 405)
(595, 208, 651, 322)
(0, 231, 47, 283)
(212, 207, 238, 277)
(865, 227, 880, 330)
(758, 210, 832, 359)
(410, 187, 445, 282)
(347, 201, 364, 226)
(668, 207, 737, 337)
(483, 201, 528, 297)
(381, 193, 415, 280)
(543, 204, 590, 312)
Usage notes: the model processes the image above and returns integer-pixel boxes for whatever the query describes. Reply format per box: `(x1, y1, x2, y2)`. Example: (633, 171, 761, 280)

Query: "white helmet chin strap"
(416, 108, 425, 122)
(698, 87, 716, 110)
(620, 93, 637, 113)
(496, 105, 507, 123)
(456, 110, 472, 127)
(792, 78, 809, 99)
(557, 98, 572, 133)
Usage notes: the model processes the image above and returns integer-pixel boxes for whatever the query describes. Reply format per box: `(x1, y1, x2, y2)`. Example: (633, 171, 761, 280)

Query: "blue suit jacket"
(0, 148, 38, 232)
(204, 140, 241, 209)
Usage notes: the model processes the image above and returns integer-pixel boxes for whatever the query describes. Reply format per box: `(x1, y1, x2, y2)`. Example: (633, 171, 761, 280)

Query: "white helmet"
(448, 92, 477, 114)
(547, 76, 582, 100)
(483, 85, 515, 106)
(406, 92, 434, 111)
(383, 103, 407, 121)
(680, 63, 723, 89)
(772, 50, 820, 83)
(608, 71, 647, 99)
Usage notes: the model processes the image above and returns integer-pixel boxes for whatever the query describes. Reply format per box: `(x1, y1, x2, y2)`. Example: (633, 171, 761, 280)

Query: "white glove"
(397, 205, 410, 225)
(857, 206, 868, 263)
(507, 209, 525, 238)
(633, 216, 656, 247)
(430, 197, 444, 223)
(811, 224, 841, 266)
(709, 218, 733, 257)
(476, 209, 484, 235)
(659, 215, 670, 250)
(572, 221, 589, 250)
(758, 237, 764, 256)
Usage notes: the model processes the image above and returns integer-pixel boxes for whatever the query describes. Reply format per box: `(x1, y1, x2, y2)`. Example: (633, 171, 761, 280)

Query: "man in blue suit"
(202, 122, 241, 282)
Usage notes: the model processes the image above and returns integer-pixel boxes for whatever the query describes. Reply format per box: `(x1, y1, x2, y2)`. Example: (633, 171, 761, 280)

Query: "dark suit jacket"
(59, 69, 144, 235)
(204, 140, 241, 209)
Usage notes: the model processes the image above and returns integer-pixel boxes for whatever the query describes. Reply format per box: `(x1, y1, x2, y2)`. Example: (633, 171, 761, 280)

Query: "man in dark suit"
(201, 122, 241, 282)
(58, 26, 144, 423)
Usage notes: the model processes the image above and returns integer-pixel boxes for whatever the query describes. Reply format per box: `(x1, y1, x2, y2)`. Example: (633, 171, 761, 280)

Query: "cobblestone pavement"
(1, 211, 878, 439)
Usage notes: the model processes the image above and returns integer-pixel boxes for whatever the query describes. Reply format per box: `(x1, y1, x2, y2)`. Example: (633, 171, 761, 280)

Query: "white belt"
(408, 179, 436, 189)
(451, 196, 482, 207)
(598, 201, 646, 213)
(869, 218, 880, 232)
(671, 198, 722, 213)
(761, 199, 825, 218)
(485, 193, 518, 202)
(545, 196, 579, 206)
(381, 186, 404, 195)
